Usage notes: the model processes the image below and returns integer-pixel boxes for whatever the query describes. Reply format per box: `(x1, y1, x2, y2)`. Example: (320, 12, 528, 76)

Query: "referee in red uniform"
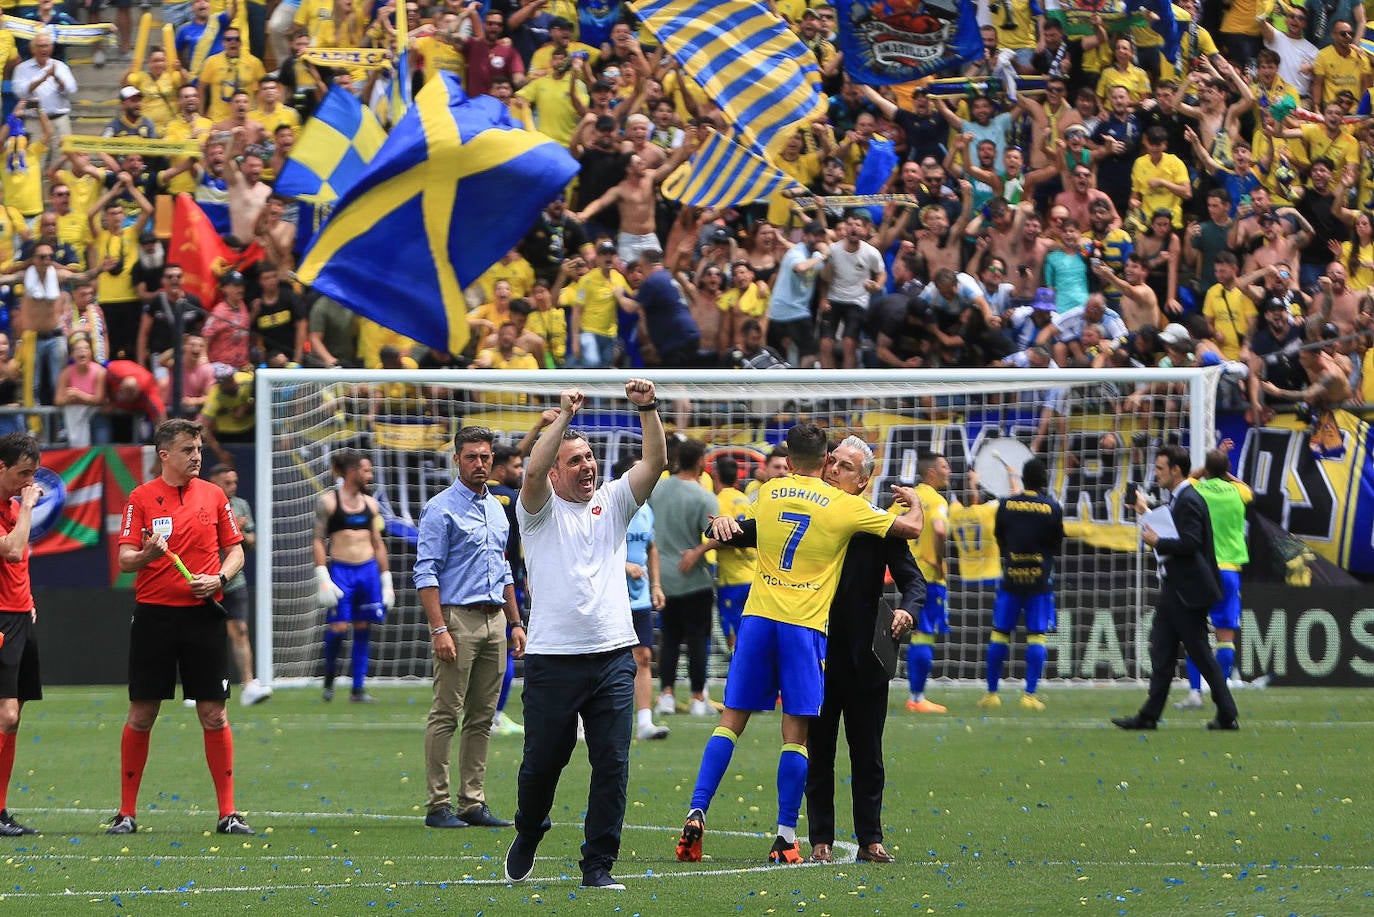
(109, 419, 252, 836)
(0, 434, 43, 836)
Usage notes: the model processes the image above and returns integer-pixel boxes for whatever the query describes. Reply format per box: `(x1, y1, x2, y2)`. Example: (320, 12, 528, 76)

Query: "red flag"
(169, 194, 266, 305)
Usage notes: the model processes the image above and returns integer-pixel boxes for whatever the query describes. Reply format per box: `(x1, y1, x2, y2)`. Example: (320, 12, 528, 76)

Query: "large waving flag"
(837, 0, 984, 85)
(661, 129, 801, 208)
(275, 87, 388, 204)
(631, 0, 825, 156)
(298, 73, 579, 357)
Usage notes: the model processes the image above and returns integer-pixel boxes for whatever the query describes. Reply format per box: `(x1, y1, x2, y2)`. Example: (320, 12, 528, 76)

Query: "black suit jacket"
(1152, 482, 1223, 610)
(827, 532, 925, 686)
(715, 519, 924, 687)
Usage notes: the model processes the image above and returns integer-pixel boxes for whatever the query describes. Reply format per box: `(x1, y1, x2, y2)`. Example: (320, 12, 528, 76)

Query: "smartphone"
(1123, 482, 1139, 512)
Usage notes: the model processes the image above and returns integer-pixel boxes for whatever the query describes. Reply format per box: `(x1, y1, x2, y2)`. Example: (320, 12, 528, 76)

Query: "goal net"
(253, 366, 1220, 688)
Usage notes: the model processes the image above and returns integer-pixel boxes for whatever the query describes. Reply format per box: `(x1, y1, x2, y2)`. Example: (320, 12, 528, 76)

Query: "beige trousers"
(424, 605, 506, 812)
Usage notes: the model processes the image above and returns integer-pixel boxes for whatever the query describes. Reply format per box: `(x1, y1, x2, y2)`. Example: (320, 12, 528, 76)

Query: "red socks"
(0, 731, 14, 811)
(202, 726, 236, 818)
(119, 725, 152, 816)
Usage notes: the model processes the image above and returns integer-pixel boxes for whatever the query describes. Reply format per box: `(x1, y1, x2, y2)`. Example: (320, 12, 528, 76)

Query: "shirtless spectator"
(225, 130, 271, 241)
(573, 142, 695, 264)
(913, 180, 974, 282)
(1091, 254, 1164, 331)
(11, 242, 96, 403)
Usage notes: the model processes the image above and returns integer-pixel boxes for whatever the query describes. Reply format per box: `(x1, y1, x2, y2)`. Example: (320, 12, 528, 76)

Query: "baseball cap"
(1064, 123, 1089, 137)
(1032, 288, 1056, 311)
(120, 85, 142, 100)
(1159, 323, 1191, 347)
(1261, 295, 1288, 312)
(592, 78, 614, 92)
(596, 239, 617, 254)
(221, 270, 244, 285)
(549, 16, 573, 29)
(138, 230, 158, 244)
(708, 226, 731, 244)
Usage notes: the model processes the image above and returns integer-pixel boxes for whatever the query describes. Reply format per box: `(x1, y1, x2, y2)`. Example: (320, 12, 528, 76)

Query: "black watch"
(219, 573, 228, 587)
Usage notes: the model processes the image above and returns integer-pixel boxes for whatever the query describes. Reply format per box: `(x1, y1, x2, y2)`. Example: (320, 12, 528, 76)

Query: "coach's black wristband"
(636, 399, 660, 412)
(219, 573, 228, 588)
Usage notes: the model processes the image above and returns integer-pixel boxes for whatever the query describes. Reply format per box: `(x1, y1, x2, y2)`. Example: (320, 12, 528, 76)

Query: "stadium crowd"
(0, 0, 1366, 449)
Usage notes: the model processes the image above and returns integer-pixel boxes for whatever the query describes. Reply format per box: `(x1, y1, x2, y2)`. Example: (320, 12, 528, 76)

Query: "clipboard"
(872, 602, 901, 679)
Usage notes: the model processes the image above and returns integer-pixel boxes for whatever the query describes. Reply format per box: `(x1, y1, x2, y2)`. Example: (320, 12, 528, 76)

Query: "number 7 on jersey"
(778, 512, 812, 571)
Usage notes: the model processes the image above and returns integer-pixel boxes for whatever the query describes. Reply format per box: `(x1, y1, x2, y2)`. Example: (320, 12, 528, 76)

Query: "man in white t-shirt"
(819, 215, 886, 370)
(1261, 7, 1317, 102)
(505, 378, 666, 892)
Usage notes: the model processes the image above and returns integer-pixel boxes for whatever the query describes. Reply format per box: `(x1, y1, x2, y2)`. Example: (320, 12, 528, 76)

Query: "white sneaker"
(689, 699, 711, 717)
(1173, 692, 1204, 710)
(636, 724, 670, 741)
(493, 715, 525, 736)
(240, 681, 273, 706)
(655, 694, 676, 716)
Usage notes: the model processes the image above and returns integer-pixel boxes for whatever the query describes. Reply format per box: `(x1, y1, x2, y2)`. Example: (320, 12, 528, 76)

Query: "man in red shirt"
(202, 272, 252, 370)
(109, 419, 252, 836)
(0, 434, 42, 836)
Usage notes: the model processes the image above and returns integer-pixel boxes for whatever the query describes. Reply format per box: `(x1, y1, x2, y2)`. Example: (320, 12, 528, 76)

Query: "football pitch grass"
(2, 683, 1371, 915)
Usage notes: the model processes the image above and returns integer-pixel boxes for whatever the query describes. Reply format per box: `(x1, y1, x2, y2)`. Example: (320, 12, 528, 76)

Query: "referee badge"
(151, 516, 173, 539)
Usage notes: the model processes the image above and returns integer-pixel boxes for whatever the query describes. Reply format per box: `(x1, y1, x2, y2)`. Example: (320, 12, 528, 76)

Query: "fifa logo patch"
(151, 517, 174, 539)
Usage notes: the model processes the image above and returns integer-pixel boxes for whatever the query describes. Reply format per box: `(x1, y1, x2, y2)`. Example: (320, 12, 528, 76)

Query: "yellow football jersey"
(742, 474, 895, 632)
(716, 486, 757, 586)
(949, 500, 1000, 582)
(909, 482, 949, 585)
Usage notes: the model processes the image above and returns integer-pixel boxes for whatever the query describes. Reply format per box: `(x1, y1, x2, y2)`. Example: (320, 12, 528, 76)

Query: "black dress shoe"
(809, 842, 833, 863)
(1206, 718, 1240, 730)
(459, 804, 514, 827)
(1112, 715, 1158, 730)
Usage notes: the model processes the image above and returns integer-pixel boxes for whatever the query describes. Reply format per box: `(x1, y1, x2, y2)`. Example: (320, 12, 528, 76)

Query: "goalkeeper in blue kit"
(980, 458, 1064, 711)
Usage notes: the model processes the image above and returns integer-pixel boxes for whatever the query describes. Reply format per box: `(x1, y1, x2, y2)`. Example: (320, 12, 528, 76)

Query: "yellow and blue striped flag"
(661, 129, 800, 208)
(630, 0, 825, 157)
(275, 87, 388, 204)
(297, 73, 579, 357)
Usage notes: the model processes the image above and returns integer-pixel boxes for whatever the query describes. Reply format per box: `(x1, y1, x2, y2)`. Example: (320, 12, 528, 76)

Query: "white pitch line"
(1, 854, 1370, 899)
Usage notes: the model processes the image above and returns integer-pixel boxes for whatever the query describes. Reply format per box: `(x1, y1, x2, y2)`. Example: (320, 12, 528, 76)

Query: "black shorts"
(128, 603, 231, 702)
(222, 587, 249, 623)
(632, 608, 655, 649)
(818, 301, 867, 341)
(0, 612, 41, 702)
(768, 317, 817, 358)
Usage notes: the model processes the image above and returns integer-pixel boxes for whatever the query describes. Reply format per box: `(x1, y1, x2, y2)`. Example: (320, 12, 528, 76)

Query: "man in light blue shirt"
(415, 425, 527, 831)
(767, 220, 830, 367)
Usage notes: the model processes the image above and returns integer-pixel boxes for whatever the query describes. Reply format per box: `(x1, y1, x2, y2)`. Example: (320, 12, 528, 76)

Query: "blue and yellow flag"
(297, 73, 579, 357)
(836, 0, 983, 85)
(631, 0, 825, 156)
(662, 129, 800, 208)
(274, 87, 388, 204)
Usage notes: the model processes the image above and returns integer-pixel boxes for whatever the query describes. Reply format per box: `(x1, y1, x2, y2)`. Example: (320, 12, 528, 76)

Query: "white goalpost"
(253, 367, 1220, 689)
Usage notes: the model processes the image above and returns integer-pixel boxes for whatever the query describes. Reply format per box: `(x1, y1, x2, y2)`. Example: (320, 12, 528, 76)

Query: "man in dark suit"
(805, 436, 925, 865)
(1114, 445, 1240, 731)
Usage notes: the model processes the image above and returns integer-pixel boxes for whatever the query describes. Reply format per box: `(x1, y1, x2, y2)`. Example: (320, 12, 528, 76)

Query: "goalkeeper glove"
(315, 565, 343, 608)
(381, 573, 395, 611)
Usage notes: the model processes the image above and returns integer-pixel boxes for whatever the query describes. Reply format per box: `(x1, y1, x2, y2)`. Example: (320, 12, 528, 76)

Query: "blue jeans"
(34, 333, 67, 406)
(514, 648, 635, 874)
(577, 331, 617, 368)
